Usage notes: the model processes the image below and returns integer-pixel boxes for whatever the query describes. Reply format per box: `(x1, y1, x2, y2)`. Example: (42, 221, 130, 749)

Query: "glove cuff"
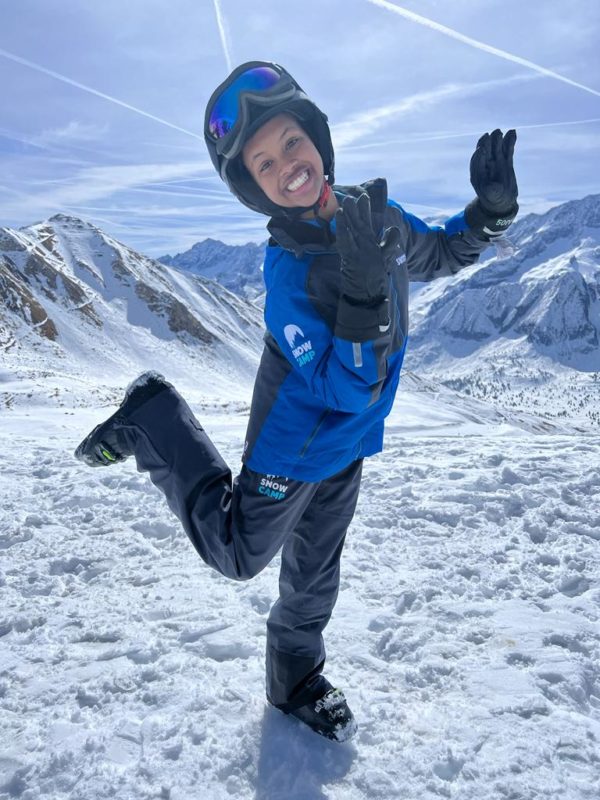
(465, 198, 519, 238)
(335, 295, 390, 343)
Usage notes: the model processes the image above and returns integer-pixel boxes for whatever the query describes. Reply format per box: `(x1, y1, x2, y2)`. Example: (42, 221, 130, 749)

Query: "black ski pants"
(120, 384, 363, 711)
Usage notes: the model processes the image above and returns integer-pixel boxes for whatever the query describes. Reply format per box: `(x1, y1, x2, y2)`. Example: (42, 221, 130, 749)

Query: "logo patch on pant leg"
(258, 474, 290, 501)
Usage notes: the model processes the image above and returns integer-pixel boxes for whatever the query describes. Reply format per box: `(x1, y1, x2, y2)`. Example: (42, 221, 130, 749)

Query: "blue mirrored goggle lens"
(208, 67, 282, 139)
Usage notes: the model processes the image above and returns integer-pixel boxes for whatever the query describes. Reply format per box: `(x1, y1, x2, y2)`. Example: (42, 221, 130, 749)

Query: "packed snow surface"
(1, 381, 599, 800)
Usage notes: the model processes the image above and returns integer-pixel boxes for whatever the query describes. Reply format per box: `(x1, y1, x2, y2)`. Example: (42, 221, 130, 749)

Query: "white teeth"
(287, 170, 309, 192)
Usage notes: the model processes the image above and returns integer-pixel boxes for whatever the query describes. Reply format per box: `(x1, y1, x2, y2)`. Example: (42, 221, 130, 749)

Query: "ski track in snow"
(1, 403, 600, 800)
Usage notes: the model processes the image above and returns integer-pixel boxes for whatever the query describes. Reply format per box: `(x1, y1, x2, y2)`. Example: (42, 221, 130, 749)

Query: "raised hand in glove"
(335, 193, 402, 303)
(466, 128, 519, 236)
(334, 192, 402, 342)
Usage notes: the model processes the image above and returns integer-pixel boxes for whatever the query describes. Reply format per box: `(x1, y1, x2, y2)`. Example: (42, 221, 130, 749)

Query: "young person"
(75, 61, 519, 742)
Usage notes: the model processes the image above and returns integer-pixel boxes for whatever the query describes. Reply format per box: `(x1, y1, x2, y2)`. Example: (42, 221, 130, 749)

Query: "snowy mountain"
(404, 194, 600, 427)
(0, 214, 264, 408)
(159, 237, 266, 301)
(3, 195, 598, 425)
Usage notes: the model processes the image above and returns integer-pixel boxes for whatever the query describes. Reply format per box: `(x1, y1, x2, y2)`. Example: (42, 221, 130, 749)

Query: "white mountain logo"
(283, 323, 315, 368)
(284, 324, 304, 349)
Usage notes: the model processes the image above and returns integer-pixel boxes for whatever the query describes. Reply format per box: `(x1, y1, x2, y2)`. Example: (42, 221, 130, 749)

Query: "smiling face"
(241, 112, 326, 217)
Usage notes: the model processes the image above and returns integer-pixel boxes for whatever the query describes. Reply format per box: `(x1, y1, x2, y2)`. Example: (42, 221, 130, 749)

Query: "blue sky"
(1, 0, 599, 256)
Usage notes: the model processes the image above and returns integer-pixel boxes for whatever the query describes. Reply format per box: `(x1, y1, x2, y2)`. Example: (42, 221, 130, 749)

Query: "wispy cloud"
(0, 126, 65, 154)
(342, 117, 600, 151)
(212, 0, 233, 73)
(332, 73, 537, 148)
(128, 186, 237, 202)
(132, 183, 231, 198)
(61, 203, 238, 220)
(0, 46, 203, 140)
(365, 0, 600, 98)
(33, 120, 109, 146)
(3, 160, 215, 216)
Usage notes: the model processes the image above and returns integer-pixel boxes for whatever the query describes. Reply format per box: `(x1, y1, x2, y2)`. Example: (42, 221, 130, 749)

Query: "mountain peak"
(46, 213, 99, 232)
(158, 238, 266, 300)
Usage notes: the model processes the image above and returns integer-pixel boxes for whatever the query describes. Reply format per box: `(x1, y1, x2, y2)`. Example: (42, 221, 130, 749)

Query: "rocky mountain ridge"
(404, 194, 600, 426)
(0, 214, 264, 407)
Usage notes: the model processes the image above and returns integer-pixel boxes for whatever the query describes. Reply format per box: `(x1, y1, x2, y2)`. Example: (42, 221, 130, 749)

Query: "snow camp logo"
(284, 324, 315, 368)
(258, 475, 290, 501)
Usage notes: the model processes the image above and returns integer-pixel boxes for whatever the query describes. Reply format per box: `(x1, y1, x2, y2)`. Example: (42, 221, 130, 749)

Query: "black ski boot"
(284, 688, 358, 742)
(74, 371, 171, 467)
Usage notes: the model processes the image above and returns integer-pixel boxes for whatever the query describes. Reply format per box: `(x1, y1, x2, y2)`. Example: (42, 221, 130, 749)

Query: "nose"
(281, 156, 300, 182)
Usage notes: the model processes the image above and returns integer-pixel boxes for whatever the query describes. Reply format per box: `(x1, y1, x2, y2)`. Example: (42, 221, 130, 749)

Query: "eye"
(286, 137, 300, 149)
(259, 160, 272, 173)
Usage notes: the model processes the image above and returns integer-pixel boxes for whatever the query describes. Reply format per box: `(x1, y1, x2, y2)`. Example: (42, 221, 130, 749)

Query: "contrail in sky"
(365, 0, 600, 99)
(0, 47, 203, 140)
(340, 117, 600, 151)
(332, 72, 536, 148)
(213, 0, 233, 73)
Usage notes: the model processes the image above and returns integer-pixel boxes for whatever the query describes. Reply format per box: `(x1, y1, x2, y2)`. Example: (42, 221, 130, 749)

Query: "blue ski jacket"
(242, 177, 494, 482)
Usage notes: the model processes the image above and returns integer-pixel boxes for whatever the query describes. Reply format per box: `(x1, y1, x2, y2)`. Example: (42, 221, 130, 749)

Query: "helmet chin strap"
(312, 180, 332, 217)
(309, 179, 336, 244)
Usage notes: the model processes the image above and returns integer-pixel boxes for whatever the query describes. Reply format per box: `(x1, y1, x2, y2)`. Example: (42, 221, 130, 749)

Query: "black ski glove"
(334, 193, 402, 342)
(465, 128, 519, 237)
(336, 193, 402, 301)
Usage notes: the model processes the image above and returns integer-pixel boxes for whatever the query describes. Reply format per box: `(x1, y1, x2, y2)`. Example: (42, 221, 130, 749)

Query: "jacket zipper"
(299, 408, 331, 458)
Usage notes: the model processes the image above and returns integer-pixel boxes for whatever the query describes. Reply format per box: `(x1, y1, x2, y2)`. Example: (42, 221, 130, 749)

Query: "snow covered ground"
(1, 384, 599, 800)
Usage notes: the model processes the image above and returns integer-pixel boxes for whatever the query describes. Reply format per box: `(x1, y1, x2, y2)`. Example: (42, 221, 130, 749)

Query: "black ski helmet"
(204, 61, 335, 218)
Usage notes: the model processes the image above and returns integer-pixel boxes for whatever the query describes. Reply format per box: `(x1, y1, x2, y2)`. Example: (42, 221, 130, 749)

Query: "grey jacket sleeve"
(385, 199, 496, 283)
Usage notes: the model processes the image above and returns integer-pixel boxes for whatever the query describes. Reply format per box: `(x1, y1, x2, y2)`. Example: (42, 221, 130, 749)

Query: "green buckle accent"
(101, 447, 117, 462)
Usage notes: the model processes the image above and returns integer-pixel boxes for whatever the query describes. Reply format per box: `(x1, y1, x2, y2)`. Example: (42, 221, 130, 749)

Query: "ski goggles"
(205, 63, 300, 159)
